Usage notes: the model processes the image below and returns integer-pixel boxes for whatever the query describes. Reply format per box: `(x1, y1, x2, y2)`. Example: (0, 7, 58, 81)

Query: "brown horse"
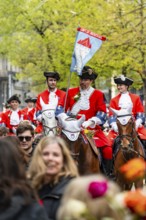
(111, 107, 145, 190)
(61, 132, 100, 175)
(57, 114, 100, 175)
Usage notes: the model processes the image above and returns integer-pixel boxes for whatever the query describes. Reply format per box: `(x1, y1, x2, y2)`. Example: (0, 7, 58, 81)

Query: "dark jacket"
(0, 195, 48, 220)
(38, 176, 73, 220)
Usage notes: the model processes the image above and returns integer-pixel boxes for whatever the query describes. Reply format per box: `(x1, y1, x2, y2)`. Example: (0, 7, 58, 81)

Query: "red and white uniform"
(66, 87, 112, 159)
(22, 107, 36, 124)
(36, 89, 66, 113)
(2, 109, 27, 135)
(28, 108, 37, 124)
(108, 92, 146, 143)
(36, 89, 66, 133)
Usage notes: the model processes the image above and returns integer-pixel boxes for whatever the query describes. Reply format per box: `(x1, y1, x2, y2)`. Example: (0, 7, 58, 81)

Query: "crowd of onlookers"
(0, 121, 145, 220)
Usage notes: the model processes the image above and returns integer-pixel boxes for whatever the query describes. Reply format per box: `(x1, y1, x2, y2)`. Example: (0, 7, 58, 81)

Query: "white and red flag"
(70, 27, 106, 75)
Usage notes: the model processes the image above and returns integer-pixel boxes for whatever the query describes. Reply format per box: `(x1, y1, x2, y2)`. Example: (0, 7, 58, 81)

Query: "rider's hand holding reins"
(82, 117, 101, 128)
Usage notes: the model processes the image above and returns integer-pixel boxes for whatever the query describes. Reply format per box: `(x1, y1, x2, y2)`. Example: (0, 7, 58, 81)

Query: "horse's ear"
(78, 115, 85, 126)
(110, 107, 119, 116)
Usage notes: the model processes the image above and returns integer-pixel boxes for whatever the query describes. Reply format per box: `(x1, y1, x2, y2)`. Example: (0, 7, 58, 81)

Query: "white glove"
(111, 122, 118, 133)
(36, 114, 42, 122)
(82, 120, 94, 128)
(90, 117, 102, 126)
(135, 118, 142, 130)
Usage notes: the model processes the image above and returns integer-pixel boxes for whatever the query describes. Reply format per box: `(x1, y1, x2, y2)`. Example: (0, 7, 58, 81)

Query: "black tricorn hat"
(79, 66, 98, 80)
(7, 94, 21, 104)
(114, 75, 133, 86)
(25, 96, 33, 103)
(44, 71, 60, 81)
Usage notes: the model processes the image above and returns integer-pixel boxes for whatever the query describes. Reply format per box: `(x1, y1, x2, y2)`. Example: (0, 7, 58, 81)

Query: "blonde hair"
(27, 136, 78, 190)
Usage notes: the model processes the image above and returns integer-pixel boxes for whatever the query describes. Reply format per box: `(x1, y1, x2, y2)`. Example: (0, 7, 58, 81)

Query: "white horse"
(40, 97, 58, 136)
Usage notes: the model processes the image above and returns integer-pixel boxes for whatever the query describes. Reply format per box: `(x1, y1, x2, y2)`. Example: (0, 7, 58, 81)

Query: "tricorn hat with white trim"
(114, 75, 133, 86)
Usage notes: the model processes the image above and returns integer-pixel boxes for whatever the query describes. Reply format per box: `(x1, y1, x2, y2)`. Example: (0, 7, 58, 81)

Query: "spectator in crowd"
(0, 139, 48, 220)
(16, 123, 35, 165)
(1, 94, 27, 135)
(28, 136, 78, 220)
(3, 135, 29, 168)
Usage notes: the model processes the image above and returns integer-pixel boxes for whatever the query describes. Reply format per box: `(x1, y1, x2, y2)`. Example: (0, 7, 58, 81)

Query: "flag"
(70, 27, 106, 75)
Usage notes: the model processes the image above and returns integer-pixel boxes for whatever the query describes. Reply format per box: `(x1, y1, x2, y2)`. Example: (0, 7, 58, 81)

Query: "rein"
(117, 113, 132, 118)
(118, 120, 144, 159)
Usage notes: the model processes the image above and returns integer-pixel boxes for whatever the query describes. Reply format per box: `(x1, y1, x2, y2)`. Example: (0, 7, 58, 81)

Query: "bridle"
(41, 109, 58, 136)
(117, 114, 144, 160)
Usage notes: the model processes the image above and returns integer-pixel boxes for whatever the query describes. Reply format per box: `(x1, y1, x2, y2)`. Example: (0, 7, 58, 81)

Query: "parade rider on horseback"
(35, 71, 66, 133)
(58, 66, 112, 177)
(108, 75, 146, 157)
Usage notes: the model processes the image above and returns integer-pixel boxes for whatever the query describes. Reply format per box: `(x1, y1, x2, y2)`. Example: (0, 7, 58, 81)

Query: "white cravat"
(10, 110, 20, 125)
(48, 89, 58, 109)
(119, 92, 133, 109)
(71, 87, 94, 115)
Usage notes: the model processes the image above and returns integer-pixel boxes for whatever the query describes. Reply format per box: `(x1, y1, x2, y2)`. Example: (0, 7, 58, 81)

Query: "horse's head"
(110, 107, 134, 133)
(58, 113, 85, 141)
(110, 107, 136, 148)
(40, 97, 57, 136)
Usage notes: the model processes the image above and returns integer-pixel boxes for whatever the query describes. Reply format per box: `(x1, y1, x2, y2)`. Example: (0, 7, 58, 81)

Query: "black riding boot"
(103, 159, 115, 180)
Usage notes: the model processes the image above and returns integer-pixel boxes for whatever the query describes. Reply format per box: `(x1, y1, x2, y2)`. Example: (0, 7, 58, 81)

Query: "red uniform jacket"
(2, 109, 27, 134)
(36, 89, 66, 114)
(109, 93, 145, 124)
(65, 87, 106, 123)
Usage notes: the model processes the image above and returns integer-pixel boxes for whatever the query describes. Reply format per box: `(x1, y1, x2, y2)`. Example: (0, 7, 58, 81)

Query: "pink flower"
(88, 181, 108, 198)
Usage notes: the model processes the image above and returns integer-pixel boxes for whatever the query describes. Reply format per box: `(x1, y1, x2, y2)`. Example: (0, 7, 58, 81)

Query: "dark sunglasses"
(18, 136, 32, 142)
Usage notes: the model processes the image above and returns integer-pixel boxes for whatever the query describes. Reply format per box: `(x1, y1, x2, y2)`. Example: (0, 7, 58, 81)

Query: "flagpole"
(63, 71, 72, 112)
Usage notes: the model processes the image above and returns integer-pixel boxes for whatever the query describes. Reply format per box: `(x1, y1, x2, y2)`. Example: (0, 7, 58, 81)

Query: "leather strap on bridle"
(117, 114, 132, 118)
